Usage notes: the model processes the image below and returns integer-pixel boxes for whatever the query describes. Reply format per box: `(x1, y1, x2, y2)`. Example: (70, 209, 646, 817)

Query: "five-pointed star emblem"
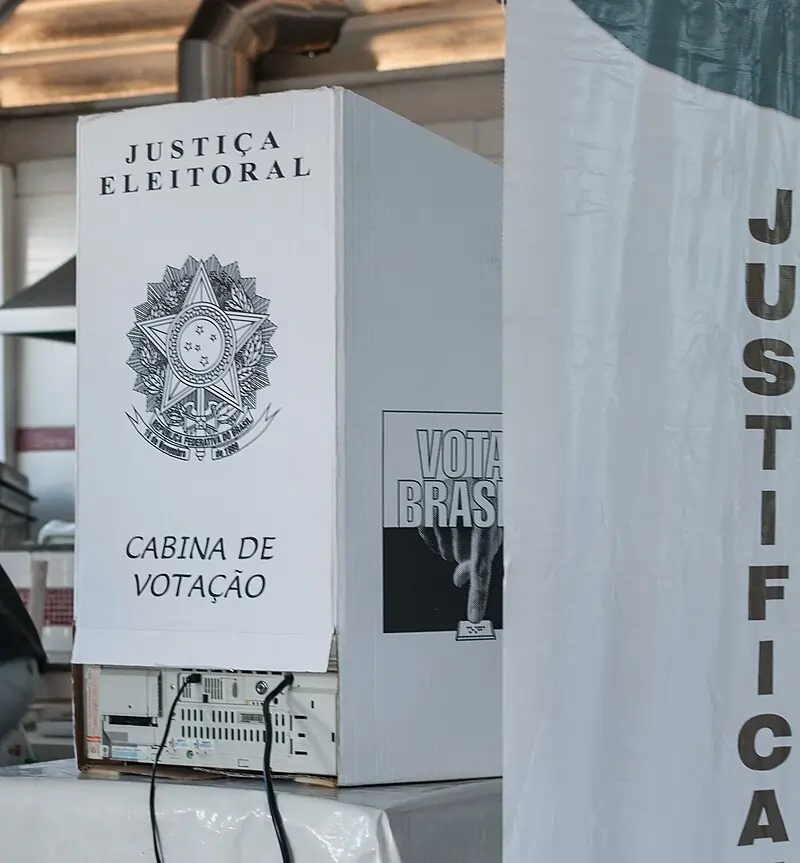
(136, 262, 268, 413)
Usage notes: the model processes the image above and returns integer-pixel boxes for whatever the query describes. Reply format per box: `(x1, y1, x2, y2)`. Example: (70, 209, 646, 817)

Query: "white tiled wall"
(3, 68, 503, 522)
(427, 118, 504, 164)
(14, 157, 77, 528)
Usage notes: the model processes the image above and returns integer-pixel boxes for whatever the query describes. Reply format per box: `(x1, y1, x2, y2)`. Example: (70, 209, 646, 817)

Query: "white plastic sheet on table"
(0, 760, 499, 863)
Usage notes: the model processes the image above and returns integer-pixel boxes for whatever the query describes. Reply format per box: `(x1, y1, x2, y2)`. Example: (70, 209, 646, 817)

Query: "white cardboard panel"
(75, 90, 337, 671)
(337, 93, 502, 785)
(75, 86, 503, 785)
(504, 1, 800, 860)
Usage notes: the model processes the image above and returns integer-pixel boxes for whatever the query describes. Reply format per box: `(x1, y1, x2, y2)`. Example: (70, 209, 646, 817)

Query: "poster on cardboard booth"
(382, 411, 503, 641)
(74, 91, 337, 672)
(504, 1, 800, 861)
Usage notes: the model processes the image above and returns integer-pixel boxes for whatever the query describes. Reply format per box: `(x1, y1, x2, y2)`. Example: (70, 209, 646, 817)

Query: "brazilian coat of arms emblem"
(126, 255, 279, 461)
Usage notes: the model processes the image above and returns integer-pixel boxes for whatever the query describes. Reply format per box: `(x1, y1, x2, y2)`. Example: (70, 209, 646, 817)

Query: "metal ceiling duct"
(0, 0, 349, 342)
(0, 0, 20, 27)
(179, 0, 350, 102)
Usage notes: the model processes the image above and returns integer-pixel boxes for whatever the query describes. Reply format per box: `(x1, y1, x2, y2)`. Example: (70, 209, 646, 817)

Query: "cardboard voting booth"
(504, 0, 800, 859)
(74, 88, 502, 785)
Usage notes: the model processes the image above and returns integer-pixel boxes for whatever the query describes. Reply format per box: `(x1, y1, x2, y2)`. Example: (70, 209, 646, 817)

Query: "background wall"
(15, 157, 77, 529)
(0, 63, 504, 528)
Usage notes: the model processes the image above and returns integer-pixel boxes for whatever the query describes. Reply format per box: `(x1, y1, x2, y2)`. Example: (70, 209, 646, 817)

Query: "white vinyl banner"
(504, 1, 800, 860)
(74, 92, 336, 671)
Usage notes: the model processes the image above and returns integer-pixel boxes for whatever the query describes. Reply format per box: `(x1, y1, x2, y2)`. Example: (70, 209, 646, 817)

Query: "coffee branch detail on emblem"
(126, 255, 280, 461)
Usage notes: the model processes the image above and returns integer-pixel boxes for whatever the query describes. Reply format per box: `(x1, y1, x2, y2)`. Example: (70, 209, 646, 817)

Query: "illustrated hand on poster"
(417, 479, 503, 623)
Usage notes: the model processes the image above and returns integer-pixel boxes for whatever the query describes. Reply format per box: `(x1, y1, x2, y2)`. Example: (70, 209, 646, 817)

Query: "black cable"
(262, 673, 295, 863)
(150, 671, 201, 863)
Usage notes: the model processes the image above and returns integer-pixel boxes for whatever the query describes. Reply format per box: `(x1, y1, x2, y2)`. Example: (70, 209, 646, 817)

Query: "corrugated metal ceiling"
(0, 0, 504, 109)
